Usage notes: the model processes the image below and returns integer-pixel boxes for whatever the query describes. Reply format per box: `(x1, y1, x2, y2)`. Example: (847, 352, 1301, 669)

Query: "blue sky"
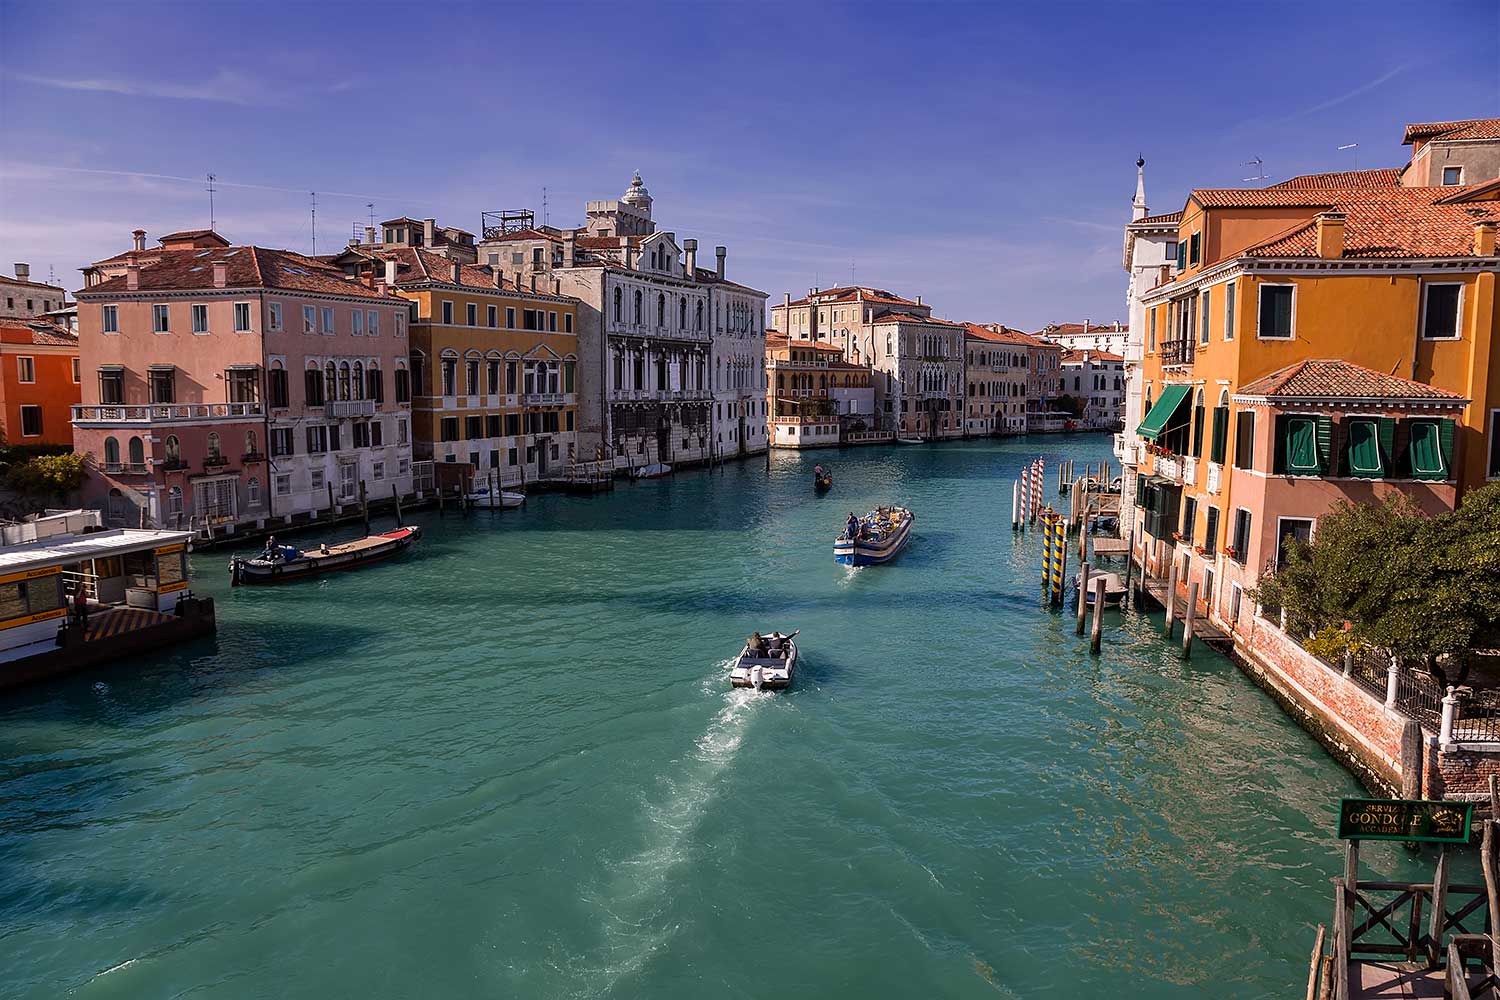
(1, 1, 1495, 330)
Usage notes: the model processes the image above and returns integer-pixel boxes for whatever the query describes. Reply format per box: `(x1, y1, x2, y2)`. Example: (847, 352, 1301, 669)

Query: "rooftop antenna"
(310, 191, 318, 255)
(542, 186, 549, 228)
(1243, 156, 1269, 182)
(367, 202, 375, 229)
(206, 173, 217, 231)
(850, 259, 856, 285)
(1337, 142, 1360, 169)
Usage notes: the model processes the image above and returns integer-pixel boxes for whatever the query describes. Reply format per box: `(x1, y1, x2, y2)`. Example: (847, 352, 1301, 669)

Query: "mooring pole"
(1164, 557, 1178, 638)
(360, 479, 369, 533)
(1182, 581, 1198, 657)
(1121, 524, 1135, 611)
(327, 482, 336, 524)
(1012, 480, 1020, 532)
(392, 484, 403, 527)
(1090, 576, 1106, 654)
(1076, 562, 1090, 635)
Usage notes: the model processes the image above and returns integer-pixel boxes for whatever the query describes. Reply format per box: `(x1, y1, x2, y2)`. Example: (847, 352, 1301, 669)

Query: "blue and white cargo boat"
(833, 506, 914, 566)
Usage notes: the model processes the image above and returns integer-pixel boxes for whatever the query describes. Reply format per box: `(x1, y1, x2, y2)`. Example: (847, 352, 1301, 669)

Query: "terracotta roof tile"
(79, 246, 402, 300)
(0, 322, 78, 347)
(870, 312, 961, 327)
(961, 322, 1041, 345)
(1061, 349, 1123, 363)
(1403, 118, 1500, 144)
(784, 285, 918, 308)
(1132, 211, 1183, 226)
(1236, 359, 1467, 401)
(1268, 168, 1402, 189)
(1242, 184, 1500, 259)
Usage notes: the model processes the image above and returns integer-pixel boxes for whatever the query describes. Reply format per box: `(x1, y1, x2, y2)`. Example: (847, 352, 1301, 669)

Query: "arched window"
(352, 362, 364, 400)
(614, 287, 622, 322)
(657, 293, 666, 327)
(107, 487, 127, 523)
(127, 436, 144, 468)
(339, 362, 352, 401)
(167, 486, 183, 521)
(324, 362, 337, 403)
(165, 435, 180, 465)
(679, 298, 687, 328)
(696, 301, 703, 331)
(634, 290, 642, 324)
(207, 432, 222, 460)
(246, 477, 261, 506)
(245, 430, 258, 456)
(104, 436, 120, 467)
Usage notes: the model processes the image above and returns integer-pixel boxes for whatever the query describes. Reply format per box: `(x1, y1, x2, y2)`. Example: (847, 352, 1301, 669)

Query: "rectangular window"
(442, 301, 454, 324)
(270, 428, 294, 457)
(305, 425, 329, 454)
(1165, 241, 1178, 267)
(153, 304, 171, 333)
(329, 424, 341, 451)
(72, 358, 80, 384)
(1148, 309, 1156, 352)
(487, 305, 497, 328)
(1342, 417, 1386, 478)
(367, 311, 379, 337)
(149, 368, 174, 403)
(1204, 506, 1219, 557)
(466, 303, 477, 326)
(98, 369, 123, 404)
(102, 305, 119, 333)
(485, 414, 501, 437)
(1209, 405, 1229, 464)
(1233, 410, 1255, 470)
(191, 304, 209, 334)
(1199, 288, 1211, 345)
(1276, 518, 1314, 572)
(322, 307, 335, 334)
(275, 474, 292, 497)
(1188, 232, 1201, 265)
(1443, 166, 1464, 186)
(1420, 284, 1462, 340)
(303, 305, 317, 334)
(370, 420, 383, 446)
(1181, 495, 1196, 544)
(1274, 414, 1326, 475)
(19, 405, 41, 437)
(548, 311, 558, 332)
(352, 310, 363, 336)
(506, 307, 516, 329)
(508, 447, 518, 466)
(227, 369, 259, 404)
(352, 422, 371, 448)
(398, 419, 408, 446)
(465, 415, 482, 439)
(441, 416, 459, 442)
(269, 302, 283, 331)
(16, 356, 34, 383)
(565, 313, 573, 333)
(310, 469, 325, 492)
(234, 302, 251, 332)
(1224, 283, 1235, 341)
(394, 368, 410, 403)
(505, 414, 520, 436)
(1257, 285, 1294, 339)
(1490, 410, 1500, 479)
(1404, 418, 1453, 481)
(1231, 509, 1251, 564)
(1176, 241, 1187, 271)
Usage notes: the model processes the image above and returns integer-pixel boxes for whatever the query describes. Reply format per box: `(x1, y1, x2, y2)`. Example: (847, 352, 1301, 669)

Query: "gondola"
(814, 468, 833, 492)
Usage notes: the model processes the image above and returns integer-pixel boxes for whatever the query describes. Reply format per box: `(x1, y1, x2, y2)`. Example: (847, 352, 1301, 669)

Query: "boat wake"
(580, 669, 769, 995)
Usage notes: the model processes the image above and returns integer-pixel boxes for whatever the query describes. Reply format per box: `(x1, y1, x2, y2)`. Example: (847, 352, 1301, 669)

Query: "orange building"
(1130, 161, 1498, 633)
(0, 321, 80, 447)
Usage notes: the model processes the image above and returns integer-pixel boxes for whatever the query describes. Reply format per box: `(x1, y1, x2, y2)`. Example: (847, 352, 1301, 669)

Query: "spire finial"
(1132, 155, 1148, 221)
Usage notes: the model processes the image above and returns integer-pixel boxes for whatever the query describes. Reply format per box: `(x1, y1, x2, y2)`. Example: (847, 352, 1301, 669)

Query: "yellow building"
(1131, 170, 1498, 631)
(339, 247, 580, 483)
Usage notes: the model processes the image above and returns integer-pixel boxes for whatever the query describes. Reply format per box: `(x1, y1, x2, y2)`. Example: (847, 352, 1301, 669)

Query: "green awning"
(1136, 384, 1192, 440)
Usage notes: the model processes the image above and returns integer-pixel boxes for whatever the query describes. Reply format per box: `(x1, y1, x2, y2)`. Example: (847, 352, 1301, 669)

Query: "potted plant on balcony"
(1223, 545, 1238, 559)
(1171, 531, 1184, 542)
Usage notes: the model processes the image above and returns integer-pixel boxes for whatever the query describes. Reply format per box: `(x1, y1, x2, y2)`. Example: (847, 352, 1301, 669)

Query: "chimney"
(422, 218, 436, 246)
(1474, 220, 1497, 257)
(564, 230, 576, 267)
(493, 266, 504, 289)
(684, 238, 697, 277)
(13, 263, 29, 283)
(212, 260, 228, 288)
(450, 261, 462, 284)
(1315, 211, 1346, 259)
(715, 245, 726, 279)
(1083, 319, 1090, 333)
(126, 264, 141, 291)
(916, 295, 923, 307)
(365, 225, 377, 245)
(529, 274, 538, 293)
(384, 259, 398, 285)
(552, 278, 560, 295)
(783, 291, 791, 312)
(625, 244, 637, 270)
(132, 229, 146, 252)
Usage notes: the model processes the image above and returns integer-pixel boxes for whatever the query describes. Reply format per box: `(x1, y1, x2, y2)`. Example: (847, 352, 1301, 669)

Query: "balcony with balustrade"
(73, 402, 266, 427)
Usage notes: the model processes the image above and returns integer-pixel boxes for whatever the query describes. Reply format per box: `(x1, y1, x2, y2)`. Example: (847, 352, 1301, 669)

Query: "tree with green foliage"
(1253, 483, 1500, 670)
(3, 451, 86, 501)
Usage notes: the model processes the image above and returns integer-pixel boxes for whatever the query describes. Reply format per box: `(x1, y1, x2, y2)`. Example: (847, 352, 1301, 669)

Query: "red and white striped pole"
(1030, 459, 1042, 523)
(1020, 464, 1031, 526)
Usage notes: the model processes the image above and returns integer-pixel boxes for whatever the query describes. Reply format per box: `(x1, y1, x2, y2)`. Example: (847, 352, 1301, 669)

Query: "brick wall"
(1436, 750, 1500, 803)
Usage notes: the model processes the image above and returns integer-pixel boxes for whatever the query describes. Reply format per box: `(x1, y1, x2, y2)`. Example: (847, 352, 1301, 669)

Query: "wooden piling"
(1079, 506, 1089, 561)
(1306, 924, 1326, 1000)
(1427, 847, 1449, 967)
(490, 470, 499, 514)
(1076, 562, 1090, 635)
(1164, 558, 1178, 638)
(1400, 720, 1423, 800)
(391, 484, 403, 527)
(1182, 581, 1198, 656)
(1121, 525, 1135, 609)
(327, 483, 336, 524)
(1090, 576, 1105, 654)
(360, 480, 369, 532)
(438, 483, 445, 513)
(1012, 480, 1020, 532)
(1482, 816, 1500, 973)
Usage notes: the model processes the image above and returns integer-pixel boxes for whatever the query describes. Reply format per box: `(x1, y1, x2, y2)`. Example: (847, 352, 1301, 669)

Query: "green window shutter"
(1345, 420, 1382, 478)
(1315, 415, 1332, 473)
(1135, 473, 1146, 507)
(1192, 403, 1205, 457)
(1406, 420, 1447, 480)
(1437, 418, 1456, 478)
(1376, 417, 1395, 477)
(1284, 417, 1319, 474)
(1210, 406, 1229, 463)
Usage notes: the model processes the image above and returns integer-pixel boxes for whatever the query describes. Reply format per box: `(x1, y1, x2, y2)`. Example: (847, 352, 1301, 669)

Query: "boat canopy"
(1136, 384, 1192, 441)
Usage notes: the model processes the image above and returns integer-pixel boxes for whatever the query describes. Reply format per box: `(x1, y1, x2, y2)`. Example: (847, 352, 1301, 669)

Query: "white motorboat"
(729, 630, 799, 690)
(633, 463, 673, 479)
(1074, 570, 1126, 606)
(896, 437, 925, 446)
(466, 486, 525, 509)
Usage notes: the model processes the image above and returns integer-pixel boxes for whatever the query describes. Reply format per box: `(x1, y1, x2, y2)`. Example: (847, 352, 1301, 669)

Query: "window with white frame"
(1257, 284, 1294, 339)
(1224, 282, 1235, 341)
(16, 357, 34, 383)
(1420, 283, 1462, 340)
(1199, 288, 1211, 345)
(303, 305, 316, 334)
(72, 358, 80, 383)
(246, 477, 261, 507)
(19, 405, 41, 437)
(234, 302, 251, 332)
(274, 474, 292, 497)
(310, 469, 325, 491)
(352, 310, 363, 336)
(269, 302, 283, 331)
(368, 310, 379, 336)
(1442, 166, 1464, 186)
(442, 301, 454, 324)
(102, 305, 119, 334)
(322, 307, 335, 334)
(192, 304, 209, 334)
(153, 304, 171, 333)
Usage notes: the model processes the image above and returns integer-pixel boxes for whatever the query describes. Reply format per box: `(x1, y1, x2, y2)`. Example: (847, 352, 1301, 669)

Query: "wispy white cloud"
(12, 69, 271, 106)
(0, 161, 395, 202)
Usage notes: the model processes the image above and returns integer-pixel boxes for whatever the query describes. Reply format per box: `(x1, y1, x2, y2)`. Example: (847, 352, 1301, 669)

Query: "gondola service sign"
(1337, 798, 1473, 843)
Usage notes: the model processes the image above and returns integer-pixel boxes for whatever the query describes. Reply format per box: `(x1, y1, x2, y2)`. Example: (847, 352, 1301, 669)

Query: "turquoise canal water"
(0, 436, 1457, 998)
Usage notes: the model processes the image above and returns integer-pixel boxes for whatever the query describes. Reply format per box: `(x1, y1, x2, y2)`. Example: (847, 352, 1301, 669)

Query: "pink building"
(73, 230, 415, 531)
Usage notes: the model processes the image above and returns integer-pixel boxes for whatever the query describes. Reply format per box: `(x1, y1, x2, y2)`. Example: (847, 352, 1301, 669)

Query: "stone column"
(1386, 654, 1400, 711)
(1440, 686, 1458, 750)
